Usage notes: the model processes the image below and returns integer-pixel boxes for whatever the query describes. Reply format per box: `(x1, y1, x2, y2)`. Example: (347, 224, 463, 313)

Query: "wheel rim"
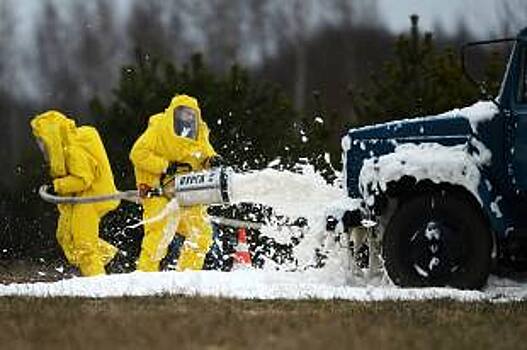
(405, 220, 465, 285)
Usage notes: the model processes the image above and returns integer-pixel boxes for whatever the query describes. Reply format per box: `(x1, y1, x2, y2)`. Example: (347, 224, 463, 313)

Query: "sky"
(378, 0, 503, 37)
(9, 0, 511, 44)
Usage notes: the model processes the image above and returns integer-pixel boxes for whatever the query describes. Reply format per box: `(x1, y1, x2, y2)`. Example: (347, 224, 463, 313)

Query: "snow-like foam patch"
(423, 100, 498, 134)
(359, 143, 485, 205)
(458, 101, 498, 133)
(230, 166, 344, 218)
(344, 100, 498, 137)
(0, 271, 525, 302)
(229, 166, 355, 269)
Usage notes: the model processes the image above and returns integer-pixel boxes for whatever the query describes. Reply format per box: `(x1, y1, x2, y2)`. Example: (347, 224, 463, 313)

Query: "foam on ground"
(0, 270, 525, 302)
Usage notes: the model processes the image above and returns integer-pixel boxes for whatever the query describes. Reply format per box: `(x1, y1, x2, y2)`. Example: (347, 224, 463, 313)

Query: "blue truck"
(340, 28, 527, 289)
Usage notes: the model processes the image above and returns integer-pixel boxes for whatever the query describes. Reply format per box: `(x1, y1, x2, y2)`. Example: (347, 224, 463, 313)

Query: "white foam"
(0, 270, 524, 302)
(230, 166, 344, 218)
(458, 101, 498, 133)
(359, 142, 487, 205)
(229, 165, 351, 270)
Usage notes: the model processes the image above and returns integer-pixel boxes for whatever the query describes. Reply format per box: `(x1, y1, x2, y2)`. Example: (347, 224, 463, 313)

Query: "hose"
(38, 185, 141, 204)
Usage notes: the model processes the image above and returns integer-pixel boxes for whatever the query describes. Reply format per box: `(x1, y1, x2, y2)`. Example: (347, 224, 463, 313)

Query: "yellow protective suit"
(130, 95, 217, 272)
(31, 111, 119, 276)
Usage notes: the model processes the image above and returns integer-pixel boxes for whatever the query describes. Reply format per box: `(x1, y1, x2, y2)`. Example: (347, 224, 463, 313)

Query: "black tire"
(383, 192, 492, 289)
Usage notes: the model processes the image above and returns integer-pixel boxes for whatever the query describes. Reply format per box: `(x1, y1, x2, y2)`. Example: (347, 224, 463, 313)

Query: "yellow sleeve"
(53, 146, 95, 194)
(129, 127, 169, 176)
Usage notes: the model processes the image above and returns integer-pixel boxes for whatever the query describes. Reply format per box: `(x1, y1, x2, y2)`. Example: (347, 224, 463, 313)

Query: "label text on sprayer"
(179, 172, 216, 186)
(180, 174, 205, 185)
(176, 170, 220, 194)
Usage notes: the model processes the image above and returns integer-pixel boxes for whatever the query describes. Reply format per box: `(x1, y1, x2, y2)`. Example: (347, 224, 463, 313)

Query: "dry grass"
(0, 296, 525, 350)
(1, 261, 526, 349)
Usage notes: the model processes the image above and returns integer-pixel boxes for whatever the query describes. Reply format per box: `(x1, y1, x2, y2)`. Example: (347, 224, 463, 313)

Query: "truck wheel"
(383, 192, 492, 289)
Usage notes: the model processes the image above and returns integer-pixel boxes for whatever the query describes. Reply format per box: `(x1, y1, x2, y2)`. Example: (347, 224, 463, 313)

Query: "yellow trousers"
(137, 198, 213, 272)
(57, 204, 117, 276)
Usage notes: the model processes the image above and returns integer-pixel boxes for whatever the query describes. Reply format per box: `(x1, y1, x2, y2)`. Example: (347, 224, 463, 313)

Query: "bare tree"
(0, 0, 17, 185)
(271, 0, 313, 111)
(35, 0, 81, 114)
(198, 0, 244, 70)
(329, 0, 355, 29)
(165, 0, 193, 64)
(0, 0, 15, 87)
(72, 0, 122, 116)
(127, 0, 173, 60)
(353, 0, 381, 28)
(245, 0, 274, 65)
(496, 0, 527, 36)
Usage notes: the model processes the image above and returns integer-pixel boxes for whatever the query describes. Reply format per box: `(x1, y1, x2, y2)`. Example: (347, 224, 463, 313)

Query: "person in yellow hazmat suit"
(31, 111, 119, 276)
(130, 94, 221, 272)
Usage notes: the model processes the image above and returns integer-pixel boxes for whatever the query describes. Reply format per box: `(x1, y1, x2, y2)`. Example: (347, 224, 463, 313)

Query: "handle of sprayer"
(38, 184, 167, 204)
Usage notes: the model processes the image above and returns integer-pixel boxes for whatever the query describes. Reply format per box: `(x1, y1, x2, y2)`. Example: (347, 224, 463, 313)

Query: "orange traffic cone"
(232, 227, 252, 269)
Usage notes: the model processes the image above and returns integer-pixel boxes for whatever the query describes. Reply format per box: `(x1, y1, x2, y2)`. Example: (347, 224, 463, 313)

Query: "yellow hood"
(31, 110, 76, 178)
(160, 94, 203, 139)
(166, 94, 201, 119)
(154, 94, 215, 161)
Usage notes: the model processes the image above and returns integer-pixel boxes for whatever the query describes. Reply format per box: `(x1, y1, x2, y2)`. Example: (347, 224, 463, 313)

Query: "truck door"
(512, 45, 527, 191)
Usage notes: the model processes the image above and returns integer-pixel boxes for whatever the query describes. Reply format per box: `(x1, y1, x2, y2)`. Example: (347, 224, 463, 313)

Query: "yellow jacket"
(130, 94, 217, 186)
(31, 111, 119, 213)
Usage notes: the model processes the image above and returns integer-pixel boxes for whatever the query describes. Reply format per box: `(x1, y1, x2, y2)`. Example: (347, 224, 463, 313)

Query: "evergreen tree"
(350, 15, 501, 124)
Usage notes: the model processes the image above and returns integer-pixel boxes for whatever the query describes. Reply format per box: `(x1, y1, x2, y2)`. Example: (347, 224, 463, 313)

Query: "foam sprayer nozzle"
(168, 167, 232, 206)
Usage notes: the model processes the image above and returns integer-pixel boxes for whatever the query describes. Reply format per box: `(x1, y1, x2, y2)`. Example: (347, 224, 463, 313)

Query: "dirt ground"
(0, 296, 526, 350)
(0, 259, 77, 284)
(1, 261, 527, 350)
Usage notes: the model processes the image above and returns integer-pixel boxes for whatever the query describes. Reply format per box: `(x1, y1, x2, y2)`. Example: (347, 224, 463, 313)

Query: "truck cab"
(341, 28, 527, 289)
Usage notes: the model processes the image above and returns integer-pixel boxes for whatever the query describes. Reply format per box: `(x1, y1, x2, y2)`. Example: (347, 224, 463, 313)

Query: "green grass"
(0, 296, 526, 350)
